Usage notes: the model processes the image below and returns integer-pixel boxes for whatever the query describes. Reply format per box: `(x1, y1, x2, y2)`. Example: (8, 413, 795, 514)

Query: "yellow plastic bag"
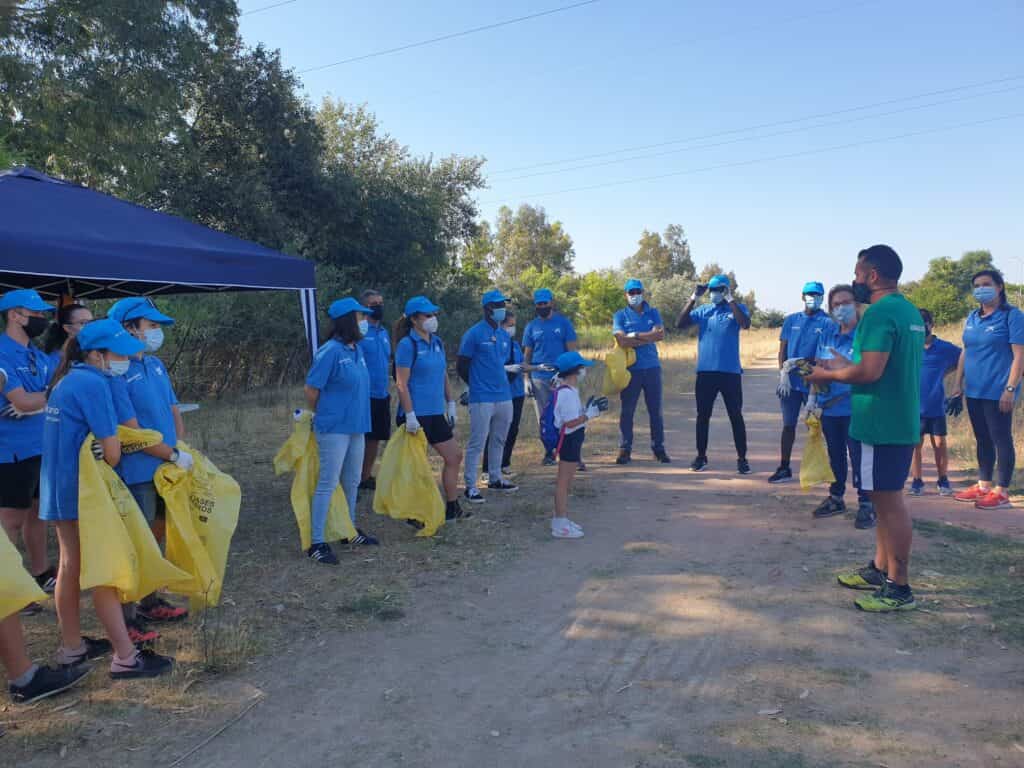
(273, 411, 357, 550)
(800, 413, 836, 490)
(154, 443, 240, 610)
(373, 429, 445, 537)
(0, 527, 46, 619)
(78, 427, 192, 602)
(602, 344, 636, 396)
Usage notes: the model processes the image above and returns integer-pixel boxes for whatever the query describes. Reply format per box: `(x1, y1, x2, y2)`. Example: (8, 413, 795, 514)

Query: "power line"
(491, 74, 1024, 176)
(494, 83, 1024, 183)
(297, 0, 600, 74)
(240, 0, 300, 16)
(480, 112, 1024, 205)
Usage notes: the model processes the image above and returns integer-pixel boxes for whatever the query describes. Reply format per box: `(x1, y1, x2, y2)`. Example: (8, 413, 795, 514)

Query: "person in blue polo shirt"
(42, 303, 93, 372)
(394, 296, 467, 521)
(771, 280, 835, 484)
(357, 289, 391, 492)
(676, 274, 751, 474)
(305, 297, 378, 564)
(909, 308, 961, 497)
(0, 289, 57, 600)
(457, 290, 519, 503)
(522, 288, 577, 465)
(614, 279, 669, 464)
(951, 269, 1024, 510)
(108, 297, 191, 625)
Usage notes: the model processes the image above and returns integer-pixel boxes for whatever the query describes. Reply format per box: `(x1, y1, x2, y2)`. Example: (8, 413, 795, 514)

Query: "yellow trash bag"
(602, 344, 636, 396)
(78, 427, 192, 602)
(800, 413, 836, 490)
(0, 528, 46, 619)
(373, 429, 445, 537)
(272, 411, 357, 550)
(154, 443, 240, 611)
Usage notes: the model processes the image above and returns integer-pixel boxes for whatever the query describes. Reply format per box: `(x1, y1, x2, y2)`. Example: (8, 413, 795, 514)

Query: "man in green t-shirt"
(805, 245, 925, 612)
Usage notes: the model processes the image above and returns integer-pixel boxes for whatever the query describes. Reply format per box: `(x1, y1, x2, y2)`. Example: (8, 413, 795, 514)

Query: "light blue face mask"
(358, 319, 369, 335)
(491, 308, 507, 323)
(973, 286, 998, 304)
(710, 290, 726, 304)
(105, 359, 130, 377)
(143, 327, 164, 353)
(804, 294, 823, 311)
(831, 304, 856, 326)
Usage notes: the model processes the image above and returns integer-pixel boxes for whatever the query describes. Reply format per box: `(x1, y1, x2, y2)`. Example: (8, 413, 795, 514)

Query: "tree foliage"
(904, 250, 995, 325)
(622, 224, 695, 282)
(489, 204, 575, 279)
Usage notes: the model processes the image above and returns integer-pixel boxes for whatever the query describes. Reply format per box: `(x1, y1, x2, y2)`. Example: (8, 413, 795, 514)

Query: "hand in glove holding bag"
(446, 400, 457, 427)
(173, 449, 194, 471)
(405, 411, 421, 434)
(504, 363, 524, 374)
(585, 395, 610, 413)
(585, 403, 602, 420)
(90, 439, 104, 460)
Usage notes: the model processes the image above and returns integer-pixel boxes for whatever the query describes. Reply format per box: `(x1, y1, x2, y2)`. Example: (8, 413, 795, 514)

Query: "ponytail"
(48, 337, 87, 395)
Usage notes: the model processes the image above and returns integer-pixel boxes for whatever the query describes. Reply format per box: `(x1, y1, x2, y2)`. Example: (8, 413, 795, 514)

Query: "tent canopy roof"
(0, 167, 315, 300)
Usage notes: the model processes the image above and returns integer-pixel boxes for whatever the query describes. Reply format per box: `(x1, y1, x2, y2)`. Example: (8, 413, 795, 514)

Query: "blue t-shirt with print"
(358, 323, 391, 400)
(691, 301, 749, 375)
(612, 304, 664, 371)
(522, 314, 577, 381)
(395, 333, 448, 417)
(306, 339, 371, 434)
(962, 306, 1024, 401)
(816, 326, 855, 418)
(920, 337, 961, 417)
(780, 309, 836, 393)
(458, 320, 512, 404)
(113, 356, 179, 486)
(0, 334, 54, 462)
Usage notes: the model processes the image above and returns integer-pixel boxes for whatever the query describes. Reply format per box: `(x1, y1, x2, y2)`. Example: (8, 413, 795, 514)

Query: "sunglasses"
(627, 289, 644, 296)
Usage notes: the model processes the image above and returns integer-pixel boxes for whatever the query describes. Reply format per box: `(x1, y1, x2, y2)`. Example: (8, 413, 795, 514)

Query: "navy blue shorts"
(779, 390, 807, 428)
(857, 443, 914, 492)
(920, 415, 947, 437)
(559, 429, 585, 463)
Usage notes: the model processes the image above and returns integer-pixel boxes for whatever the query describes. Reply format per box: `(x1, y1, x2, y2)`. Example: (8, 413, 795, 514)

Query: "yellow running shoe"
(837, 562, 885, 591)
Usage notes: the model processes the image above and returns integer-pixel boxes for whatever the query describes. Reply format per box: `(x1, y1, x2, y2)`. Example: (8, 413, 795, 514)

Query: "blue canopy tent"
(0, 167, 320, 355)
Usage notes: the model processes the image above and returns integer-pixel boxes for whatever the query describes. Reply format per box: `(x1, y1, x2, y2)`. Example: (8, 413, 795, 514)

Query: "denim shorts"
(779, 390, 807, 428)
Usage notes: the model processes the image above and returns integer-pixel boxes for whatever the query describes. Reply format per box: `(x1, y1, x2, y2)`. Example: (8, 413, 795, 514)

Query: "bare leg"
(0, 613, 34, 680)
(874, 506, 890, 575)
(554, 460, 575, 519)
(872, 490, 912, 585)
(91, 587, 135, 660)
(433, 439, 463, 502)
(910, 440, 924, 481)
(0, 507, 26, 550)
(362, 438, 379, 482)
(932, 434, 949, 478)
(53, 521, 84, 652)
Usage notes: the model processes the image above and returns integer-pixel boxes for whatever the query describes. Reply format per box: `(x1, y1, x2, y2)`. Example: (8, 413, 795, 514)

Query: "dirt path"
(183, 359, 1024, 768)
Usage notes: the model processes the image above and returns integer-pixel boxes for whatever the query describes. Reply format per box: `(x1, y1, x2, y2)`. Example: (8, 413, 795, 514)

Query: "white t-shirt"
(553, 385, 585, 435)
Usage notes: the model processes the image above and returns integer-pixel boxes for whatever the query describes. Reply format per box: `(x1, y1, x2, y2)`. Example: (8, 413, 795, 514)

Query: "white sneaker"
(551, 518, 584, 539)
(566, 519, 583, 533)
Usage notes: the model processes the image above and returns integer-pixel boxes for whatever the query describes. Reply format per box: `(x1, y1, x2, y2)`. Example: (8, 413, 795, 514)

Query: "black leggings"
(967, 397, 1015, 487)
(483, 396, 525, 471)
(695, 371, 747, 460)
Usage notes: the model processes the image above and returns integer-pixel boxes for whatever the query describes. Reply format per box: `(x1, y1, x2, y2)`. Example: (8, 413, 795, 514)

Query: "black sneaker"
(813, 496, 846, 518)
(737, 458, 752, 475)
(837, 561, 886, 590)
(20, 602, 43, 617)
(690, 456, 708, 472)
(345, 529, 379, 546)
(768, 466, 793, 484)
(577, 461, 587, 473)
(406, 519, 426, 530)
(464, 487, 486, 504)
(358, 477, 376, 491)
(110, 649, 174, 680)
(615, 450, 632, 465)
(307, 542, 339, 565)
(446, 500, 472, 520)
(854, 500, 877, 530)
(34, 566, 58, 595)
(653, 449, 672, 464)
(488, 480, 519, 493)
(542, 452, 557, 467)
(59, 636, 112, 668)
(9, 664, 91, 705)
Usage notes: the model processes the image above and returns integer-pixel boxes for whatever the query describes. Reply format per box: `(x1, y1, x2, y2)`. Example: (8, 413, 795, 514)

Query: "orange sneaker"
(975, 490, 1011, 510)
(954, 484, 988, 503)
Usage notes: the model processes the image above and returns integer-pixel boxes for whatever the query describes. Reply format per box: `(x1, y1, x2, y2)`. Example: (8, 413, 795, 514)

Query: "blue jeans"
(821, 415, 867, 502)
(619, 367, 664, 452)
(312, 432, 365, 544)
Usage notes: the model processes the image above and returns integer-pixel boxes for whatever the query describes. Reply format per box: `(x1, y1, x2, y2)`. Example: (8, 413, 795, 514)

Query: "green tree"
(622, 224, 694, 282)
(576, 270, 623, 327)
(492, 204, 574, 279)
(904, 250, 995, 325)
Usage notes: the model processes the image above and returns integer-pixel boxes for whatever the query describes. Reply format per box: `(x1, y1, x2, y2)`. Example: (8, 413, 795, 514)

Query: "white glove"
(627, 332, 639, 339)
(525, 378, 534, 398)
(724, 290, 734, 303)
(585, 404, 601, 420)
(777, 360, 796, 398)
(504, 364, 524, 374)
(446, 400, 457, 427)
(174, 449, 194, 471)
(405, 411, 421, 434)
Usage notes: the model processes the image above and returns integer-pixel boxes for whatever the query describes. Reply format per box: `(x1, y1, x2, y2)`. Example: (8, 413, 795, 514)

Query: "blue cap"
(624, 279, 644, 292)
(77, 319, 145, 355)
(555, 351, 595, 374)
(533, 288, 554, 304)
(708, 274, 730, 290)
(0, 289, 54, 313)
(404, 295, 440, 316)
(802, 281, 825, 296)
(108, 297, 175, 326)
(328, 297, 371, 319)
(481, 289, 509, 307)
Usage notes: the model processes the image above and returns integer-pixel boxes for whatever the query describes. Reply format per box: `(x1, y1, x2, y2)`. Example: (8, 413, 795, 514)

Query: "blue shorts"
(856, 443, 914, 492)
(779, 390, 807, 428)
(920, 416, 947, 437)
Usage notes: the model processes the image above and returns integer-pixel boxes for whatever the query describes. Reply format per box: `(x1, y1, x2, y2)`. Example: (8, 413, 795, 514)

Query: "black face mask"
(370, 305, 384, 322)
(536, 306, 552, 318)
(23, 316, 49, 338)
(852, 281, 872, 305)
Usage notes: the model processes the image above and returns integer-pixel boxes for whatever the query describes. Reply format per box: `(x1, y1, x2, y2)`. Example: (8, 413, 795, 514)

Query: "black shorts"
(920, 415, 947, 437)
(0, 455, 42, 509)
(397, 413, 453, 446)
(559, 428, 585, 463)
(367, 396, 392, 441)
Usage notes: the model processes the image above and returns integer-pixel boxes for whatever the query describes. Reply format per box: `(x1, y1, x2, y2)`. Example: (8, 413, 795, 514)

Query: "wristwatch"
(170, 448, 180, 462)
(1006, 386, 1016, 393)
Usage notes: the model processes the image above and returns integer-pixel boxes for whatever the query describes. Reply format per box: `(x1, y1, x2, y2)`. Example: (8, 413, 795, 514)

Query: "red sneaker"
(137, 598, 188, 623)
(975, 490, 1012, 510)
(954, 484, 988, 503)
(126, 619, 161, 645)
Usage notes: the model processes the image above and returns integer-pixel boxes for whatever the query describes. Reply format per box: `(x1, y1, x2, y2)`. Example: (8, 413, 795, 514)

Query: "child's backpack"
(540, 385, 570, 455)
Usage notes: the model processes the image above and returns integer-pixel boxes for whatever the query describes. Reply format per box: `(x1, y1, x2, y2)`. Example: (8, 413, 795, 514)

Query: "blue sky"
(239, 0, 1024, 310)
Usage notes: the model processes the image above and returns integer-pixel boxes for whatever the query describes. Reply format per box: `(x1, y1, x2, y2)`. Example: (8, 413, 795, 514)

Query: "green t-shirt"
(850, 293, 925, 446)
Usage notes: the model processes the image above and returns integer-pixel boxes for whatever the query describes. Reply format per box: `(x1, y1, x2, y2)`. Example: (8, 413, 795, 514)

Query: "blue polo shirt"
(115, 356, 180, 485)
(0, 334, 54, 462)
(613, 304, 664, 370)
(691, 302, 749, 375)
(306, 339, 371, 434)
(508, 339, 526, 398)
(358, 322, 391, 400)
(816, 326, 855, 418)
(962, 307, 1024, 401)
(395, 333, 448, 417)
(458, 320, 512, 403)
(46, 348, 63, 374)
(522, 314, 577, 381)
(780, 309, 835, 393)
(39, 365, 118, 522)
(920, 337, 961, 417)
